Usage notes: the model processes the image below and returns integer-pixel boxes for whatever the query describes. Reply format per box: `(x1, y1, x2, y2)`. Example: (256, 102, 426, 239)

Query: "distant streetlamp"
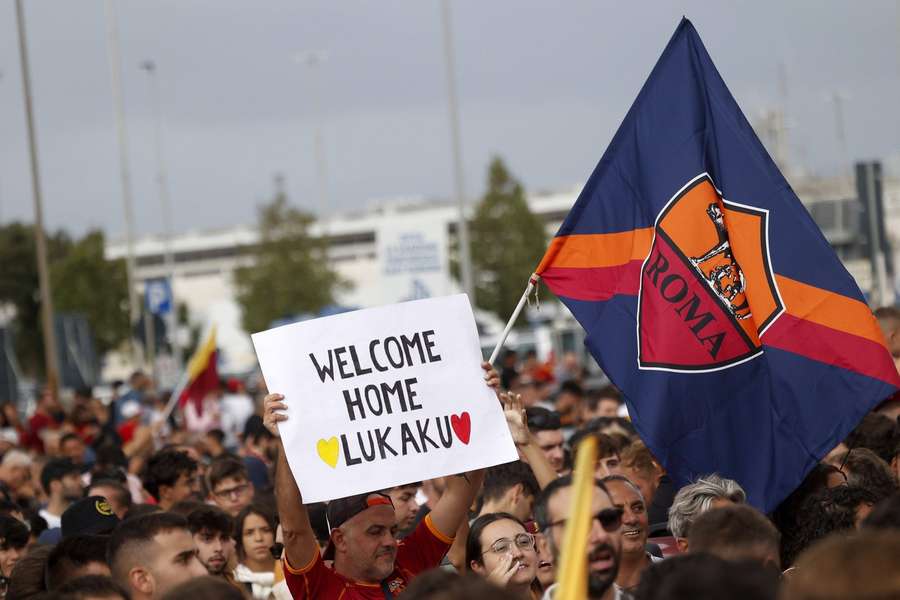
(439, 0, 474, 302)
(0, 70, 4, 225)
(139, 59, 181, 371)
(104, 0, 143, 369)
(14, 0, 60, 391)
(293, 50, 330, 238)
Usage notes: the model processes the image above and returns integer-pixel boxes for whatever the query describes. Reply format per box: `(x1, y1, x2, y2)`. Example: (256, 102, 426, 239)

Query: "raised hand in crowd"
(501, 391, 557, 489)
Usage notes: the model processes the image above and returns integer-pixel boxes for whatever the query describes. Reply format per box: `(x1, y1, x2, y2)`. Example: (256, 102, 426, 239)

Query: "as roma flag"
(179, 326, 219, 414)
(535, 19, 899, 511)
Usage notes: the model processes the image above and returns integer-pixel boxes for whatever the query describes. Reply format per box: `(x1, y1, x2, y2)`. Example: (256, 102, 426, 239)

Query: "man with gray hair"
(667, 474, 745, 552)
(602, 475, 661, 597)
(0, 449, 32, 501)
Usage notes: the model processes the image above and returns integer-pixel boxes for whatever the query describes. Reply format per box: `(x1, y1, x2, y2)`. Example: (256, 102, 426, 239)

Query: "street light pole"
(139, 59, 181, 372)
(0, 70, 4, 226)
(14, 0, 60, 392)
(294, 51, 330, 239)
(440, 0, 474, 302)
(104, 0, 143, 370)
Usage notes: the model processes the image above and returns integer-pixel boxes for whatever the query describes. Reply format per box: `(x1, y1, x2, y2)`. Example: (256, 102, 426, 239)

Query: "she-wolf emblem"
(688, 203, 752, 320)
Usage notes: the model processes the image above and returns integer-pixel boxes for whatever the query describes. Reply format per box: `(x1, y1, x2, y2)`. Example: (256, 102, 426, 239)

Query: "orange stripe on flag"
(775, 276, 887, 349)
(536, 228, 654, 273)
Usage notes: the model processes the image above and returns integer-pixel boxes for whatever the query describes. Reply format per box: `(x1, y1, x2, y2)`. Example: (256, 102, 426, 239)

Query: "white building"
(105, 175, 898, 378)
(105, 189, 577, 376)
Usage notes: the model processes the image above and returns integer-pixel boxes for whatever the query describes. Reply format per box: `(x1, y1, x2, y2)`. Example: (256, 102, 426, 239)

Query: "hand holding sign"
(252, 294, 518, 503)
(263, 393, 286, 438)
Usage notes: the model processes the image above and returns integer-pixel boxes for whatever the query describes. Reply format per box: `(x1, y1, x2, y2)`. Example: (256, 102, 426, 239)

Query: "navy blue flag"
(536, 18, 899, 511)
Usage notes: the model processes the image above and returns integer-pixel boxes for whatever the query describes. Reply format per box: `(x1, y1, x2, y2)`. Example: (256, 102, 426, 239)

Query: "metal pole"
(440, 0, 474, 302)
(140, 60, 181, 371)
(15, 0, 60, 393)
(863, 164, 890, 306)
(0, 71, 4, 225)
(104, 0, 143, 369)
(488, 275, 539, 365)
(831, 92, 850, 184)
(295, 51, 330, 240)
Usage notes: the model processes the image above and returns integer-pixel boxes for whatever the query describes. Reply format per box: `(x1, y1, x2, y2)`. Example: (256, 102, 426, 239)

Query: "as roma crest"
(637, 173, 784, 371)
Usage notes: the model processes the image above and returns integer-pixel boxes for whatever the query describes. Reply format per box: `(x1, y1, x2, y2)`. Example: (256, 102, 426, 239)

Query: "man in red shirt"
(25, 388, 63, 453)
(264, 363, 499, 599)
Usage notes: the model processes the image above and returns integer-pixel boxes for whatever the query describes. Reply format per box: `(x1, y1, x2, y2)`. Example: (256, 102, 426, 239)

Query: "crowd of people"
(0, 316, 897, 599)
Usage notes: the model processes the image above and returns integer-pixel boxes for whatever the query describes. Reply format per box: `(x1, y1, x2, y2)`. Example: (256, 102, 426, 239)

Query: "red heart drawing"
(450, 412, 471, 445)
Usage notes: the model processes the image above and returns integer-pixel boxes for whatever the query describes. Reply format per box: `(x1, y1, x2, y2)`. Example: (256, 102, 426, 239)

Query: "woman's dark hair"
(780, 485, 866, 568)
(234, 502, 278, 561)
(6, 545, 53, 599)
(464, 512, 526, 570)
(772, 462, 843, 566)
(0, 514, 29, 550)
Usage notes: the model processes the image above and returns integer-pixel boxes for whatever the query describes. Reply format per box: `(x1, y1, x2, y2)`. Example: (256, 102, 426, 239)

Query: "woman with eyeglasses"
(466, 512, 541, 599)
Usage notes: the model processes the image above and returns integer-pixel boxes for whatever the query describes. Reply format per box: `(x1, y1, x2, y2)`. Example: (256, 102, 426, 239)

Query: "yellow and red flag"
(179, 326, 218, 414)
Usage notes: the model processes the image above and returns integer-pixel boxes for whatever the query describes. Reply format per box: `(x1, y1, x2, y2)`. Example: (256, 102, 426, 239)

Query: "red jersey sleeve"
(282, 549, 345, 599)
(395, 513, 454, 574)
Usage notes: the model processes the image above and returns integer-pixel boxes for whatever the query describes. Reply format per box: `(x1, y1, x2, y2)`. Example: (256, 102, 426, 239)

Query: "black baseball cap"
(323, 492, 394, 560)
(61, 496, 120, 538)
(526, 407, 562, 431)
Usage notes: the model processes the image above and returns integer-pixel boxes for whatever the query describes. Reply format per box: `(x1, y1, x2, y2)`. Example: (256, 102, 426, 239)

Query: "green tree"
(235, 188, 346, 333)
(466, 157, 547, 320)
(51, 230, 129, 357)
(0, 224, 126, 375)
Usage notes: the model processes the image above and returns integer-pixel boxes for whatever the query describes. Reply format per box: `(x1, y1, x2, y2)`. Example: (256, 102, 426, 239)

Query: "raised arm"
(425, 362, 500, 538)
(264, 393, 319, 569)
(428, 468, 485, 539)
(502, 391, 558, 489)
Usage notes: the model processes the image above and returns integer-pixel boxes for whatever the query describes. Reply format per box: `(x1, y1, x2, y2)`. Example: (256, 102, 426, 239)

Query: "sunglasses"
(546, 507, 623, 533)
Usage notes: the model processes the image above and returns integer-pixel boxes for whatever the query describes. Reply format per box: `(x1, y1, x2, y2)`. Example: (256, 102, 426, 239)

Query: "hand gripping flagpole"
(488, 274, 540, 365)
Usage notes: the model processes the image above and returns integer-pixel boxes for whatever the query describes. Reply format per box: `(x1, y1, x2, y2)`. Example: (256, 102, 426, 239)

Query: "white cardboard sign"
(251, 294, 518, 503)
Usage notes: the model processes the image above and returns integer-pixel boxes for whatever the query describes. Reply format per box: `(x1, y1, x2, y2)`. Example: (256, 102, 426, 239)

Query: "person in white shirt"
(220, 379, 255, 450)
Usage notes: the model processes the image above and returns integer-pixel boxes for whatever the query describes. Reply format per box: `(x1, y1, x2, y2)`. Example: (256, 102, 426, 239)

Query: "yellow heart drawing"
(316, 437, 340, 468)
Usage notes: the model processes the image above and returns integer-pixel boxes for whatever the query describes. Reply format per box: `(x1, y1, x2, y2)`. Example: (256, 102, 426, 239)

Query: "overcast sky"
(0, 1, 897, 240)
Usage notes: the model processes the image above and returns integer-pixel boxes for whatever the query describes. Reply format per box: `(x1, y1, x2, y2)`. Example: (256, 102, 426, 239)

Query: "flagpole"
(160, 367, 191, 423)
(488, 274, 540, 365)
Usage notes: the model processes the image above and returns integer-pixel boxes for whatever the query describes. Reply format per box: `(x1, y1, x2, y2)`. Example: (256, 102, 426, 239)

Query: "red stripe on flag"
(540, 261, 643, 301)
(763, 314, 900, 387)
(180, 349, 219, 413)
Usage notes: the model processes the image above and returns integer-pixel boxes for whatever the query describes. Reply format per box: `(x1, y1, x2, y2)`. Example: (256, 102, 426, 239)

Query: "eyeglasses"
(214, 482, 251, 500)
(484, 533, 536, 555)
(545, 507, 623, 533)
